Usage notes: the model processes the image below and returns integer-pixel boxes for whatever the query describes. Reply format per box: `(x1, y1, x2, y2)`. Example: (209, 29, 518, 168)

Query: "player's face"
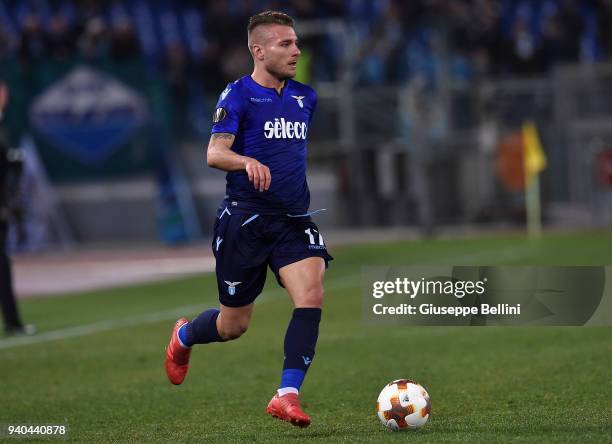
(261, 25, 301, 80)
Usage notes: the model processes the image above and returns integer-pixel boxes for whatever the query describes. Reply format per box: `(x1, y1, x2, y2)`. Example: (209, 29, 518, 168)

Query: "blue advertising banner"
(29, 66, 148, 165)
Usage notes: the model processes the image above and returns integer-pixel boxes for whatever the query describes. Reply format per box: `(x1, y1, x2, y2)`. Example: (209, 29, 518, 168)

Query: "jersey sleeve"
(211, 82, 245, 135)
(308, 88, 318, 124)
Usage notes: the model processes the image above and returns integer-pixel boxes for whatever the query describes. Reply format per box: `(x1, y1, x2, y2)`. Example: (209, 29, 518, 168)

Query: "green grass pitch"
(1, 232, 611, 443)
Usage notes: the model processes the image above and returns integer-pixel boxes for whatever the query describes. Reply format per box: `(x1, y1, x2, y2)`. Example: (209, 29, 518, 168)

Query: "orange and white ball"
(376, 379, 431, 431)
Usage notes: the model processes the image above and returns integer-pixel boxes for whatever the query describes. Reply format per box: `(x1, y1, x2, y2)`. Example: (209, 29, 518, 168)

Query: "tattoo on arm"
(207, 132, 242, 170)
(211, 133, 235, 141)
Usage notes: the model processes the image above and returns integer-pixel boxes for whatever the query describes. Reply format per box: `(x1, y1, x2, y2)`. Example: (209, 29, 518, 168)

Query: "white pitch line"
(0, 276, 358, 351)
(0, 304, 203, 351)
(0, 243, 537, 351)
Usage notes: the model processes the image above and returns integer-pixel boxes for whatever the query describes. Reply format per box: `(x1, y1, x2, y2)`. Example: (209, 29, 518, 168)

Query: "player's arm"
(207, 133, 271, 192)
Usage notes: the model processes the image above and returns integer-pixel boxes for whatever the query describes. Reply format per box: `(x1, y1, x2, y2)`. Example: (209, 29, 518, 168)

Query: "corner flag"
(521, 121, 546, 237)
(522, 121, 547, 183)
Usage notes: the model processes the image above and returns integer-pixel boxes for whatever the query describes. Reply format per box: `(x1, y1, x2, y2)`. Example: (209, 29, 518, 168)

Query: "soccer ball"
(376, 379, 431, 431)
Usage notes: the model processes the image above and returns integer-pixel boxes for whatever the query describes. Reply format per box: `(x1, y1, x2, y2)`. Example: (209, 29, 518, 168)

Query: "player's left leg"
(266, 257, 326, 427)
(165, 304, 254, 385)
(165, 210, 268, 385)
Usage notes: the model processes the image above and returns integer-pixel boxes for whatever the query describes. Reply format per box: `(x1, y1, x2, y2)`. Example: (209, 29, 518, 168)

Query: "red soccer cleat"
(266, 393, 311, 428)
(164, 317, 191, 385)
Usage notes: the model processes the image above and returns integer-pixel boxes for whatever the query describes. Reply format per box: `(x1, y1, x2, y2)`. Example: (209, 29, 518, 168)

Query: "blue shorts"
(211, 209, 333, 307)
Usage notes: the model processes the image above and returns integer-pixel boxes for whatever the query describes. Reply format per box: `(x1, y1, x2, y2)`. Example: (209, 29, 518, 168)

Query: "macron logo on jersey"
(264, 118, 308, 140)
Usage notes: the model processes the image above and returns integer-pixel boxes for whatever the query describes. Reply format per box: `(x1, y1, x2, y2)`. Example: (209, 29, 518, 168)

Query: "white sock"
(277, 387, 299, 397)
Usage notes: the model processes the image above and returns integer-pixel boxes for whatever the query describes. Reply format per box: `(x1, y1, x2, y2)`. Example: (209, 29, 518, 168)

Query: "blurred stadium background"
(1, 2, 612, 441)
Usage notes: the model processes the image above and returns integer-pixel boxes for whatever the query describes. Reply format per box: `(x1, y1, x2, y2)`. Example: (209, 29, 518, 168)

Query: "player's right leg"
(266, 257, 326, 427)
(165, 303, 253, 385)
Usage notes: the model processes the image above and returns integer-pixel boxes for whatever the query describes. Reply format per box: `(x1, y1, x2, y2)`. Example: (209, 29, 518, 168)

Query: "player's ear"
(251, 43, 265, 61)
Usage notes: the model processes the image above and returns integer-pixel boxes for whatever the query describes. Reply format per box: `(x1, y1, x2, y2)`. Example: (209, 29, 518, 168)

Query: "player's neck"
(251, 69, 285, 94)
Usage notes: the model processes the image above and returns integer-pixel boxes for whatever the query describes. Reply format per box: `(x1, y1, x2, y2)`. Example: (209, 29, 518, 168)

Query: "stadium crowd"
(1, 0, 611, 143)
(1, 0, 612, 87)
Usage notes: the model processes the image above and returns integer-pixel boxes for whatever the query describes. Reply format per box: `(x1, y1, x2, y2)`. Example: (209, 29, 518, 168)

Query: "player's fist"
(244, 157, 271, 192)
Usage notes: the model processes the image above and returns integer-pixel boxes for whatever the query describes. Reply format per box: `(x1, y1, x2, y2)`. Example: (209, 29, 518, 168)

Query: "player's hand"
(244, 157, 271, 192)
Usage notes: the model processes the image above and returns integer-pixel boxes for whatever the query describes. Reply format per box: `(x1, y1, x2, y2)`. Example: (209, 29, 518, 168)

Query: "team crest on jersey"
(213, 107, 227, 123)
(224, 281, 241, 295)
(291, 95, 305, 108)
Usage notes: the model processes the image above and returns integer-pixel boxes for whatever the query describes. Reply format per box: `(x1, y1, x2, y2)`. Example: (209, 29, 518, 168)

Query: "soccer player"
(164, 11, 332, 428)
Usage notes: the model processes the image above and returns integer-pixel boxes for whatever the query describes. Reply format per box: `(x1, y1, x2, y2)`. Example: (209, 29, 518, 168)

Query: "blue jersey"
(211, 75, 317, 215)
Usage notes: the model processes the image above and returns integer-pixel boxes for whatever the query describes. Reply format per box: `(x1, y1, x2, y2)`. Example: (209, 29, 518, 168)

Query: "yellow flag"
(522, 121, 547, 183)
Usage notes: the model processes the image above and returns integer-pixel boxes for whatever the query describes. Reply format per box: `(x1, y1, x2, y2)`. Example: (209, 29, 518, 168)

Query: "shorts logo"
(213, 107, 227, 123)
(224, 281, 241, 295)
(302, 355, 312, 366)
(218, 207, 231, 219)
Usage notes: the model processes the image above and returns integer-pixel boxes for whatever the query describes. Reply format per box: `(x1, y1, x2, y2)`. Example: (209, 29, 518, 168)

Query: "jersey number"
(305, 228, 324, 246)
